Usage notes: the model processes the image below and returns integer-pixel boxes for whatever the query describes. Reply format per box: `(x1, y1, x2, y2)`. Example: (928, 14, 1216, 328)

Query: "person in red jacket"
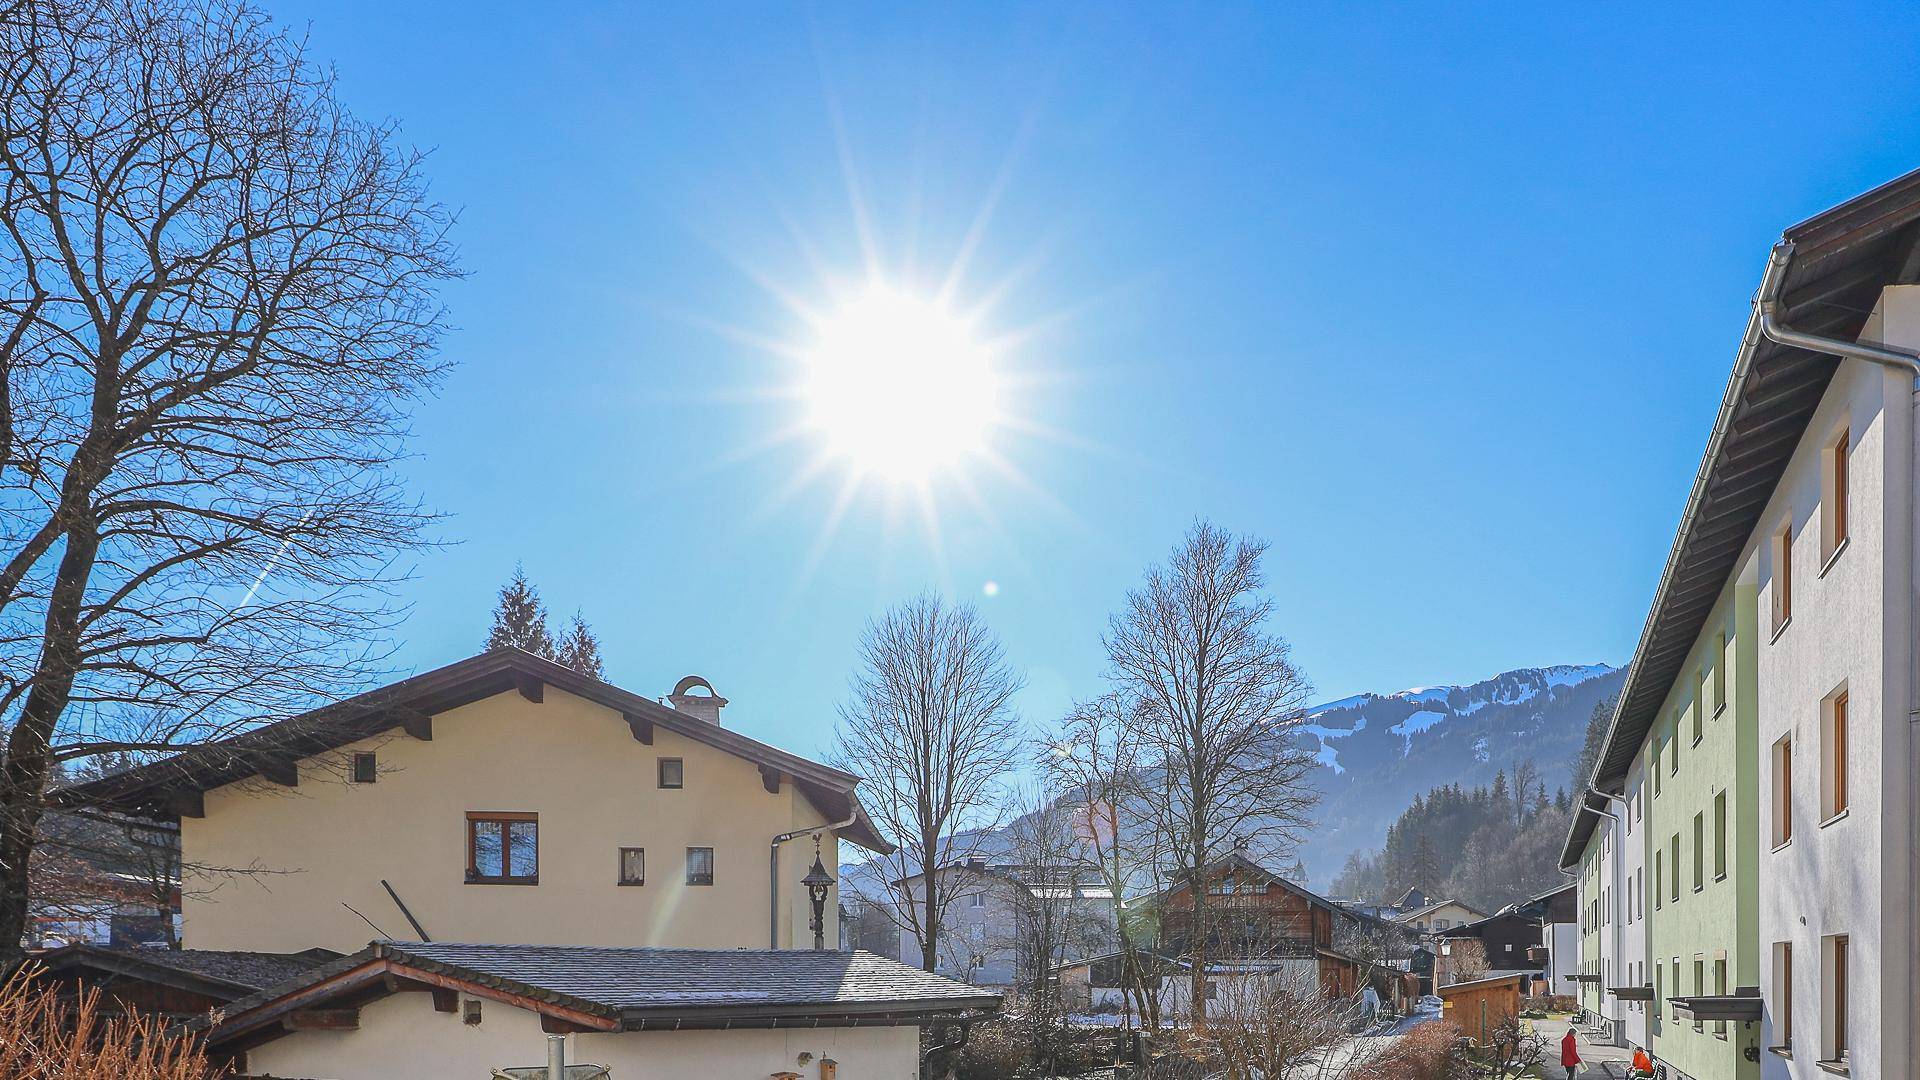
(1561, 1028, 1583, 1079)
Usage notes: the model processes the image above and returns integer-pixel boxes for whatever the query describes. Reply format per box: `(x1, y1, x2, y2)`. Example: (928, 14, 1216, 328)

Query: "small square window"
(658, 758, 684, 789)
(619, 847, 645, 886)
(686, 846, 714, 886)
(968, 892, 985, 908)
(351, 752, 376, 784)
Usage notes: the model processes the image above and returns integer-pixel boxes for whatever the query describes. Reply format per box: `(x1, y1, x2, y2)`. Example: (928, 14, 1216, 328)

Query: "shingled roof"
(37, 944, 340, 1001)
(188, 942, 1001, 1047)
(54, 648, 889, 852)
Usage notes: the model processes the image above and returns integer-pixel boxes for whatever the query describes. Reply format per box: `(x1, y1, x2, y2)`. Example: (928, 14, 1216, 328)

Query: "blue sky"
(268, 2, 1920, 761)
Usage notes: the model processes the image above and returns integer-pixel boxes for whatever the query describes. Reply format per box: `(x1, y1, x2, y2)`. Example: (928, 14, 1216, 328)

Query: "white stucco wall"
(180, 685, 843, 953)
(245, 989, 922, 1080)
(1755, 287, 1918, 1080)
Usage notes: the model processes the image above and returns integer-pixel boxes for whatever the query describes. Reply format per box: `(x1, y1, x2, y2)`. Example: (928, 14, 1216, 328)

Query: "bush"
(0, 968, 216, 1079)
(1356, 1020, 1469, 1080)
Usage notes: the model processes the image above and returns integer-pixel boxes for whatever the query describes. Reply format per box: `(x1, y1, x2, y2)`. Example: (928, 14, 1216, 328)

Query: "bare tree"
(1440, 938, 1490, 985)
(1105, 521, 1319, 1020)
(831, 593, 1022, 971)
(0, 0, 455, 966)
(1046, 691, 1162, 1029)
(1192, 963, 1385, 1080)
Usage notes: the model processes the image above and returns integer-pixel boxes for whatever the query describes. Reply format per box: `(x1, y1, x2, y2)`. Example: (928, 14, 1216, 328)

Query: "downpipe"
(770, 808, 858, 948)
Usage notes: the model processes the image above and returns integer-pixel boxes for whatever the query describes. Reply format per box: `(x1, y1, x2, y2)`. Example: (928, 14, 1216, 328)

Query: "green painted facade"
(1638, 581, 1762, 1080)
(1577, 831, 1606, 1017)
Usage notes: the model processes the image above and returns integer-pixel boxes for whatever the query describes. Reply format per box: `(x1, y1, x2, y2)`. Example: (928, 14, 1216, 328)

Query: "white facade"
(247, 988, 922, 1080)
(1755, 290, 1920, 1080)
(1616, 756, 1649, 1051)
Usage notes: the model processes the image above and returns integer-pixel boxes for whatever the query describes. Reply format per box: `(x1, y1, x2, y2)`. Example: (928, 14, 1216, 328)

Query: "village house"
(888, 859, 1116, 988)
(1392, 894, 1487, 934)
(1564, 167, 1920, 1080)
(49, 648, 998, 1078)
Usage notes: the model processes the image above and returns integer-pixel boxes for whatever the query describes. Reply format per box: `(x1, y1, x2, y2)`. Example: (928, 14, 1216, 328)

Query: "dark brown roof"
(37, 944, 340, 1000)
(189, 942, 1000, 1044)
(1589, 167, 1920, 795)
(54, 648, 889, 852)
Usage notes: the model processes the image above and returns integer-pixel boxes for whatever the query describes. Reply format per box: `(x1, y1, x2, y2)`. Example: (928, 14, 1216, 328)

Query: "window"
(1713, 791, 1727, 880)
(1670, 834, 1680, 903)
(1773, 735, 1794, 847)
(1715, 957, 1729, 1036)
(658, 757, 684, 789)
(686, 846, 714, 886)
(1692, 812, 1704, 891)
(1654, 851, 1663, 910)
(467, 812, 538, 884)
(1775, 941, 1794, 1051)
(1824, 429, 1850, 563)
(1654, 744, 1663, 796)
(1693, 959, 1706, 1031)
(618, 847, 646, 885)
(1823, 689, 1849, 821)
(968, 891, 985, 909)
(1773, 523, 1794, 634)
(1693, 672, 1706, 745)
(1656, 963, 1664, 1007)
(1712, 632, 1727, 714)
(1823, 934, 1849, 1064)
(1669, 723, 1680, 775)
(351, 752, 376, 784)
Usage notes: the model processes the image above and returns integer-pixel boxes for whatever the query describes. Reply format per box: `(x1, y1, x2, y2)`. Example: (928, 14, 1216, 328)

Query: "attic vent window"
(658, 758, 684, 789)
(351, 752, 376, 784)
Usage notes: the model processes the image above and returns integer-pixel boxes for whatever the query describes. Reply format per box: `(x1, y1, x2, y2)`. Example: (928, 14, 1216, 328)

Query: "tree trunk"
(0, 506, 102, 971)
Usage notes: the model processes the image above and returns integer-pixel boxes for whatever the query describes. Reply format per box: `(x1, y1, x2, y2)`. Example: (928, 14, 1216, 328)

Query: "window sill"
(1771, 838, 1793, 853)
(686, 881, 715, 887)
(1692, 734, 1703, 748)
(1820, 537, 1850, 579)
(617, 881, 646, 887)
(1816, 1059, 1850, 1076)
(466, 877, 539, 886)
(1821, 808, 1850, 829)
(1771, 616, 1793, 644)
(1714, 701, 1727, 719)
(1768, 1046, 1792, 1060)
(1714, 872, 1727, 883)
(1693, 885, 1704, 894)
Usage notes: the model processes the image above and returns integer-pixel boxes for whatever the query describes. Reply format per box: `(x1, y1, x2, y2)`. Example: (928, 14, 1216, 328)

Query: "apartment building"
(1564, 168, 1920, 1080)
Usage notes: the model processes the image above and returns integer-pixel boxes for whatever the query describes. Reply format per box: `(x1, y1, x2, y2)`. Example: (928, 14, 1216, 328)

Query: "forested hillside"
(1329, 694, 1614, 912)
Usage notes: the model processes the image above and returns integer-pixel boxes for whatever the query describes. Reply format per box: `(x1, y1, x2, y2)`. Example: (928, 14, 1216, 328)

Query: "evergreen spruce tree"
(555, 611, 606, 680)
(486, 564, 556, 658)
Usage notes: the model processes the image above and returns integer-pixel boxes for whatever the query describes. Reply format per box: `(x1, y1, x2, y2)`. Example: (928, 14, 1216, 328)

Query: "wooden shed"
(1436, 972, 1525, 1043)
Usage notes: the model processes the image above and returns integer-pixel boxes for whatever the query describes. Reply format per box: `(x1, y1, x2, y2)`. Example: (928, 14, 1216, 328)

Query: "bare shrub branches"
(0, 967, 216, 1078)
(832, 592, 1022, 971)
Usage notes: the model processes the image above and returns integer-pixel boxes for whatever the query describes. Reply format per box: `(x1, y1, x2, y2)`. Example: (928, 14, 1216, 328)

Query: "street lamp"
(803, 844, 835, 951)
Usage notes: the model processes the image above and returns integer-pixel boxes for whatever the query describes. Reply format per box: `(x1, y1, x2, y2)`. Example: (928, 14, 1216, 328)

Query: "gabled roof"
(36, 944, 340, 1002)
(55, 648, 889, 852)
(1393, 898, 1484, 923)
(1589, 168, 1920, 794)
(187, 942, 1000, 1047)
(1147, 852, 1342, 913)
(1558, 792, 1610, 870)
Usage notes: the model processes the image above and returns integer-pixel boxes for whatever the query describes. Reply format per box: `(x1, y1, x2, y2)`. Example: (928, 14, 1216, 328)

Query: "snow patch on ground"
(1473, 736, 1491, 762)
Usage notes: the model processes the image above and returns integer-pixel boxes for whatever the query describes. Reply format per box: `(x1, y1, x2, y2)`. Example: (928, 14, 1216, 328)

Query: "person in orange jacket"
(1561, 1028, 1582, 1079)
(1631, 1046, 1655, 1077)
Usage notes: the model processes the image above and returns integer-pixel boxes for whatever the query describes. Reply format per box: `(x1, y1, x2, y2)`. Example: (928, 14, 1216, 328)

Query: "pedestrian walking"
(1561, 1028, 1582, 1080)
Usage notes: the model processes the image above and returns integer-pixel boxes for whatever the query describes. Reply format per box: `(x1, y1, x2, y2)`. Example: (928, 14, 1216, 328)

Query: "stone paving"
(1528, 1014, 1635, 1079)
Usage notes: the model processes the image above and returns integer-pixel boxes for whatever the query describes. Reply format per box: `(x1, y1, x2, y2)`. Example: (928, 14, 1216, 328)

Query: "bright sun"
(804, 286, 999, 480)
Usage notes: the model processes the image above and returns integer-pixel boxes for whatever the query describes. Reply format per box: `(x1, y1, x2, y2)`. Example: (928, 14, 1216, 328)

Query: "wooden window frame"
(1692, 812, 1704, 892)
(1713, 791, 1727, 881)
(1824, 690, 1849, 821)
(1777, 941, 1794, 1051)
(1825, 934, 1849, 1064)
(618, 846, 645, 886)
(685, 846, 714, 886)
(1773, 523, 1794, 635)
(350, 752, 376, 784)
(1824, 429, 1850, 565)
(467, 811, 539, 885)
(658, 757, 684, 789)
(1773, 735, 1793, 848)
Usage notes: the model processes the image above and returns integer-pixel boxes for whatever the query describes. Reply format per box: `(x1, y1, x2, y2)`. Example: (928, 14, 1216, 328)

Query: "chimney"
(667, 675, 727, 724)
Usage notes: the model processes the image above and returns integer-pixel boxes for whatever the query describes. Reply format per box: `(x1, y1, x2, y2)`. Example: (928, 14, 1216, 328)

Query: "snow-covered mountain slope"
(1296, 663, 1622, 888)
